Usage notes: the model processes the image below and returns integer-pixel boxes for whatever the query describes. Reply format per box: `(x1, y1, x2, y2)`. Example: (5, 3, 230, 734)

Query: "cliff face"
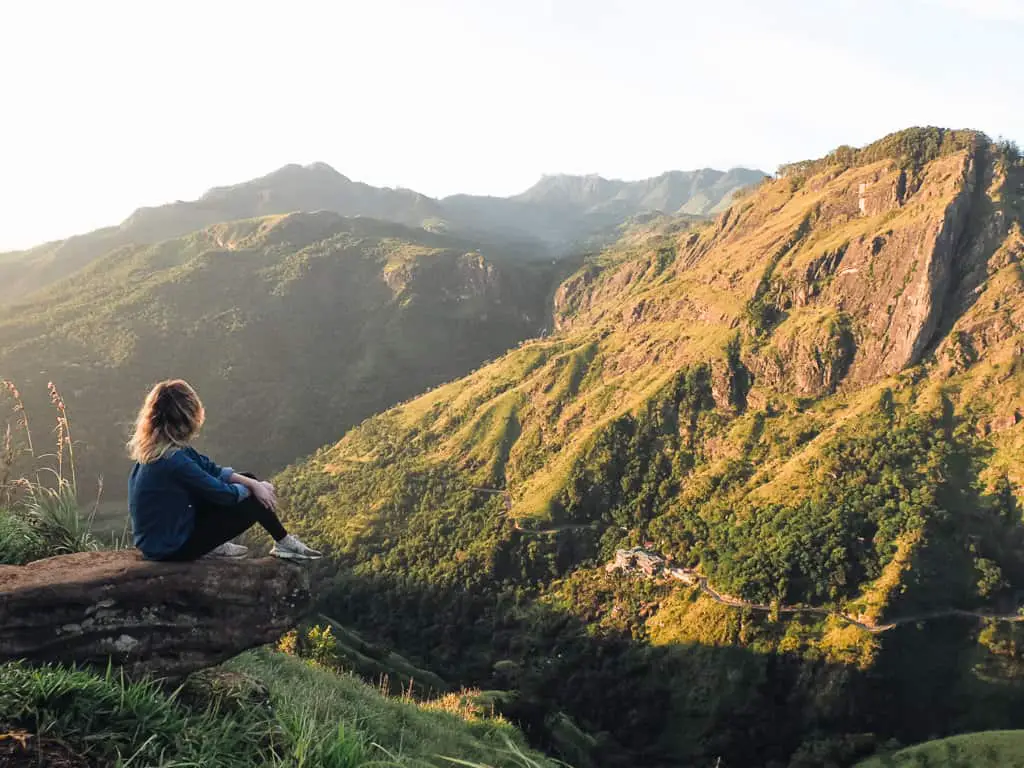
(553, 134, 997, 397)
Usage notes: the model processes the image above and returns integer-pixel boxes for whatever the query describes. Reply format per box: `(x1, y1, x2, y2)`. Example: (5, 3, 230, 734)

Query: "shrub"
(0, 508, 46, 565)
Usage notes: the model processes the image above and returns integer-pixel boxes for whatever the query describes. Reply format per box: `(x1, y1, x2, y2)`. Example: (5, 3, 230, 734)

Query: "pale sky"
(2, 0, 1022, 251)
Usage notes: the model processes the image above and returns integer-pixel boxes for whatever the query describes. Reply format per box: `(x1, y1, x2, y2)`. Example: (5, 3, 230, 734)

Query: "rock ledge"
(0, 550, 311, 680)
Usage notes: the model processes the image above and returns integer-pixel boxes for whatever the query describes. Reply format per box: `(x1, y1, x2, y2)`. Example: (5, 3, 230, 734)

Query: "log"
(0, 550, 311, 680)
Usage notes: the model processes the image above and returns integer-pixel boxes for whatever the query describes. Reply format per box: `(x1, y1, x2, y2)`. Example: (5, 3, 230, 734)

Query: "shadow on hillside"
(304, 568, 1024, 768)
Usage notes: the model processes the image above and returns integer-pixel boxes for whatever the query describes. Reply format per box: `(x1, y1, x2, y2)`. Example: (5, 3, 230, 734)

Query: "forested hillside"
(275, 128, 1024, 766)
(0, 213, 557, 495)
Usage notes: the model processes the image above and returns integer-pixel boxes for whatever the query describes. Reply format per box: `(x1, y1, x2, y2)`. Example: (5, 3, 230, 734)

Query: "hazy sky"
(2, 0, 1022, 251)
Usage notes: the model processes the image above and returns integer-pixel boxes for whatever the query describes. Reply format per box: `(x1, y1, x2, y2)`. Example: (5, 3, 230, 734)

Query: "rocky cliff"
(553, 131, 998, 397)
(0, 551, 310, 680)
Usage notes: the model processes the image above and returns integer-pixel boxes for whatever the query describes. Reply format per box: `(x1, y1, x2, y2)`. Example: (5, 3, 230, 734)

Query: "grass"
(856, 731, 1024, 767)
(0, 508, 46, 565)
(0, 380, 129, 564)
(230, 651, 555, 767)
(0, 651, 560, 768)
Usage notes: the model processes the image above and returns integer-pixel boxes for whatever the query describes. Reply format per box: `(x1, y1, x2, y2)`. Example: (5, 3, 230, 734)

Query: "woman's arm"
(227, 473, 277, 511)
(171, 455, 250, 506)
(186, 448, 230, 479)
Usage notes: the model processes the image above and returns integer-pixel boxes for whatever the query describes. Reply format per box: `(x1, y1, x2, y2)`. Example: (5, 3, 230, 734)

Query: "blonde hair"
(127, 379, 206, 463)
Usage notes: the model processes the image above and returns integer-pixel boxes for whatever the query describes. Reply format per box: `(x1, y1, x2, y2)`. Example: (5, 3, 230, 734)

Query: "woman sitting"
(127, 379, 321, 561)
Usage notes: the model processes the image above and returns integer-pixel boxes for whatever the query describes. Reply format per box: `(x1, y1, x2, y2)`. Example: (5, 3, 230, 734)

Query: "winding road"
(472, 487, 1024, 634)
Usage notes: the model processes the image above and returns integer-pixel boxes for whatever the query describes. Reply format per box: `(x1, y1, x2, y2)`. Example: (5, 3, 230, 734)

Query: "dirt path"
(512, 520, 602, 535)
(471, 487, 605, 535)
(683, 571, 1024, 634)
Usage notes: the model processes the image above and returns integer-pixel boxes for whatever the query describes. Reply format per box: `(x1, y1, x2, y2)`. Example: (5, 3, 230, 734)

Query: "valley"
(267, 128, 1024, 766)
(4, 126, 1024, 767)
(5, 1, 1024, 765)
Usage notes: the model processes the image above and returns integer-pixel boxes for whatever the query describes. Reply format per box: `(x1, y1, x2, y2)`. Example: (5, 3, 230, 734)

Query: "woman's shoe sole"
(271, 550, 322, 561)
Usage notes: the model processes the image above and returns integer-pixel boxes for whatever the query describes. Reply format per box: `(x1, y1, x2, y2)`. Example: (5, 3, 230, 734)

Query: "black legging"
(162, 474, 287, 561)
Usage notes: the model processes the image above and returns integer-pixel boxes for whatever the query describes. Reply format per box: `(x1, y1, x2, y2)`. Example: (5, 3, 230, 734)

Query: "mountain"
(0, 163, 764, 304)
(274, 128, 1024, 766)
(440, 167, 764, 251)
(118, 161, 443, 243)
(0, 212, 559, 497)
(512, 167, 762, 213)
(0, 163, 444, 305)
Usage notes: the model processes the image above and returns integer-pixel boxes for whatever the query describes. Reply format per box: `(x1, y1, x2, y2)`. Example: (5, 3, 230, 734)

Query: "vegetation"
(777, 126, 983, 178)
(0, 215, 562, 499)
(0, 650, 556, 768)
(0, 380, 117, 565)
(271, 129, 1024, 766)
(857, 731, 1024, 767)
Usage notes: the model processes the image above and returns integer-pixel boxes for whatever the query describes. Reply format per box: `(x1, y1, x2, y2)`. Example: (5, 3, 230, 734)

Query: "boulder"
(0, 550, 310, 680)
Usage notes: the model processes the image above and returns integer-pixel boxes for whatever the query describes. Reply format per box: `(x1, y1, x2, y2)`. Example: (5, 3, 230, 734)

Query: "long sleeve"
(187, 448, 234, 483)
(171, 453, 249, 506)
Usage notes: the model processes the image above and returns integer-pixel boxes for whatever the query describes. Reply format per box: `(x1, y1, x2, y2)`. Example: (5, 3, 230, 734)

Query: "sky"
(2, 0, 1023, 251)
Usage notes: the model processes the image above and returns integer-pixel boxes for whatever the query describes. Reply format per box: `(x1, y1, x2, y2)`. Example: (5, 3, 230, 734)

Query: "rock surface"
(0, 550, 311, 680)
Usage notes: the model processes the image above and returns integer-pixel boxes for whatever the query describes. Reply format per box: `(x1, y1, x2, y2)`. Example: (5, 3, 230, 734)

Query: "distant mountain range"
(0, 163, 765, 304)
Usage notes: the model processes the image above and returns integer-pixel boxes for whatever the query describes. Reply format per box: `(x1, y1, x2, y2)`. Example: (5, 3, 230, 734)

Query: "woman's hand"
(252, 481, 278, 511)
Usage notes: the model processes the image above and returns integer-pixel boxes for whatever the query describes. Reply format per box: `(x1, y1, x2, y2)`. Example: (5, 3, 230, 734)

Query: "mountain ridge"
(0, 162, 764, 304)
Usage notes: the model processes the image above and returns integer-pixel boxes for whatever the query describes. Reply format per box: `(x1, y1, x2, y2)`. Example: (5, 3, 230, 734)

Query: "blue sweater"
(128, 446, 250, 559)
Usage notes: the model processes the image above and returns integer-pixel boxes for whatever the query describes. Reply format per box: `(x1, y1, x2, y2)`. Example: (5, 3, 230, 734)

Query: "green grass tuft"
(0, 651, 559, 768)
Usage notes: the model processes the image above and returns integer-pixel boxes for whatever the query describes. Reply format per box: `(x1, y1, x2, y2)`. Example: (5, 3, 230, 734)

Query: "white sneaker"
(206, 542, 249, 559)
(271, 534, 323, 561)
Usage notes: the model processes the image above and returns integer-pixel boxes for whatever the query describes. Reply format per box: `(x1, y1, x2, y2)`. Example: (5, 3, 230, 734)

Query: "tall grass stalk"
(48, 381, 77, 489)
(2, 379, 39, 489)
(0, 380, 108, 561)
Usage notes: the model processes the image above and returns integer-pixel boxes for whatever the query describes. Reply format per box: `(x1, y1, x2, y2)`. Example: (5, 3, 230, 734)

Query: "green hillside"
(0, 213, 558, 497)
(273, 128, 1024, 766)
(857, 731, 1024, 767)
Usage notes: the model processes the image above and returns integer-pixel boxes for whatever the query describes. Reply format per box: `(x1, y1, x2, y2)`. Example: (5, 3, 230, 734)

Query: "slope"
(0, 212, 557, 498)
(0, 649, 557, 768)
(856, 731, 1024, 767)
(274, 127, 1024, 766)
